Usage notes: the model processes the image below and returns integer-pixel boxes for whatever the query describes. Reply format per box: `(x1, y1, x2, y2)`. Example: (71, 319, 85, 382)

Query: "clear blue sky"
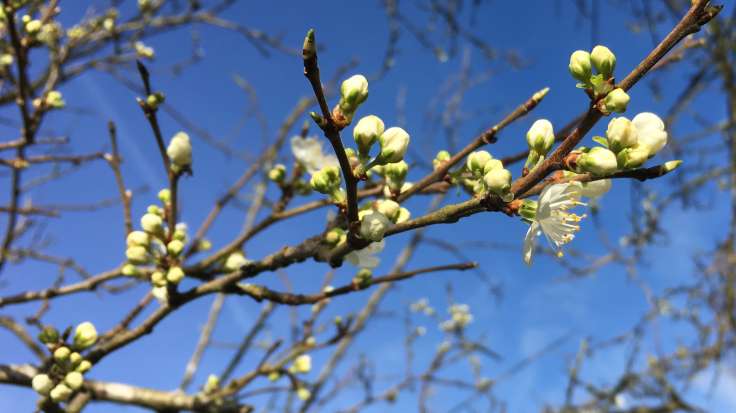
(1, 1, 732, 412)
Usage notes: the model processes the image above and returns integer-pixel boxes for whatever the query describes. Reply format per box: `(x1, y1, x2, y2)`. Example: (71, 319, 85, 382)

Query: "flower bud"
(140, 213, 163, 235)
(568, 50, 592, 82)
(45, 91, 65, 109)
(616, 145, 649, 169)
(50, 383, 73, 402)
(38, 326, 59, 344)
(482, 159, 504, 175)
(466, 151, 492, 176)
(150, 271, 166, 287)
(69, 352, 82, 366)
(297, 387, 311, 401)
(157, 188, 171, 204)
(632, 112, 667, 156)
(76, 360, 92, 373)
(339, 74, 369, 113)
(353, 115, 384, 155)
(526, 119, 555, 155)
(126, 245, 150, 264)
(324, 228, 345, 246)
(64, 372, 84, 390)
(126, 231, 150, 247)
(376, 200, 401, 222)
(577, 147, 618, 175)
(290, 354, 312, 374)
(376, 127, 410, 165)
(134, 41, 155, 59)
(663, 160, 682, 173)
(384, 161, 408, 182)
(166, 132, 192, 170)
(166, 266, 185, 284)
(167, 239, 184, 257)
(606, 117, 638, 152)
(203, 374, 219, 394)
(268, 164, 286, 183)
(310, 166, 341, 194)
(396, 207, 411, 224)
(32, 374, 54, 395)
(147, 204, 163, 215)
(146, 92, 165, 109)
(591, 45, 616, 78)
(120, 264, 141, 277)
(483, 168, 512, 200)
(224, 251, 250, 272)
(25, 19, 42, 35)
(433, 150, 451, 170)
(602, 88, 629, 114)
(54, 346, 71, 361)
(360, 211, 391, 242)
(151, 286, 168, 304)
(73, 322, 98, 350)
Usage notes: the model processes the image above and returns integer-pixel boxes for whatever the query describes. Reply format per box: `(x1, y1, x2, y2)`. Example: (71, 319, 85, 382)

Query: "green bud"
(203, 374, 219, 394)
(167, 239, 184, 257)
(151, 271, 167, 287)
(64, 371, 84, 390)
(126, 230, 150, 247)
(602, 88, 629, 114)
(73, 322, 98, 350)
(591, 45, 616, 78)
(140, 213, 163, 235)
(126, 245, 150, 264)
(483, 168, 513, 201)
(166, 132, 192, 170)
(32, 374, 54, 395)
(375, 127, 410, 165)
(268, 164, 286, 183)
(605, 117, 638, 153)
(433, 150, 451, 170)
(224, 251, 250, 272)
(50, 383, 73, 402)
(38, 326, 59, 344)
(339, 74, 369, 113)
(663, 160, 682, 173)
(569, 50, 592, 82)
(54, 346, 71, 361)
(157, 188, 171, 204)
(353, 115, 384, 155)
(75, 360, 92, 373)
(578, 147, 618, 175)
(166, 266, 185, 284)
(44, 91, 65, 109)
(616, 145, 649, 169)
(376, 199, 401, 222)
(353, 269, 372, 288)
(324, 228, 345, 246)
(146, 92, 165, 109)
(466, 151, 493, 176)
(69, 352, 82, 366)
(310, 166, 341, 194)
(121, 263, 140, 277)
(526, 119, 555, 155)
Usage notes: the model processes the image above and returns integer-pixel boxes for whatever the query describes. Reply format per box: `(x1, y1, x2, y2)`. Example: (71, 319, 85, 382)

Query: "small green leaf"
(592, 136, 609, 148)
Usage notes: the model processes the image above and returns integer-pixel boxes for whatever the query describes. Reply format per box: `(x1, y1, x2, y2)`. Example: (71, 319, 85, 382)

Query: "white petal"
(523, 222, 539, 265)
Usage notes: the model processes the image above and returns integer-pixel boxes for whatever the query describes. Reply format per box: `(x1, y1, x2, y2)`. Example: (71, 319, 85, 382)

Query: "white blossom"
(290, 136, 338, 175)
(523, 183, 586, 265)
(345, 240, 385, 269)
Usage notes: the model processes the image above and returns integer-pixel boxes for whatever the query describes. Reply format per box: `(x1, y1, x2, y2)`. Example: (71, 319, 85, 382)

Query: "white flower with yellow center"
(291, 136, 338, 175)
(522, 183, 587, 265)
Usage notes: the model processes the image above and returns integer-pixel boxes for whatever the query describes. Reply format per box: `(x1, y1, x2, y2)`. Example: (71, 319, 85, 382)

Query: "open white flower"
(345, 240, 384, 269)
(522, 183, 586, 265)
(291, 136, 338, 175)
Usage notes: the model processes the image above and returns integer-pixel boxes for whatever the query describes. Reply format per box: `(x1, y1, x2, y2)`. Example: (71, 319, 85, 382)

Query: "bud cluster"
(123, 190, 210, 302)
(462, 150, 513, 202)
(568, 45, 629, 114)
(32, 323, 98, 403)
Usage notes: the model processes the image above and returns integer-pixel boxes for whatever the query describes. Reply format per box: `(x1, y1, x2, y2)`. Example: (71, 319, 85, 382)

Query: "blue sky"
(1, 1, 733, 412)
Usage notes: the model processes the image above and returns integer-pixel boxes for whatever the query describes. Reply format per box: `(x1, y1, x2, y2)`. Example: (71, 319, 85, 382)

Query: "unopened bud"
(591, 45, 616, 78)
(64, 372, 84, 390)
(126, 245, 150, 264)
(339, 74, 369, 113)
(376, 127, 410, 165)
(578, 147, 618, 175)
(50, 383, 73, 402)
(166, 132, 192, 170)
(224, 251, 250, 272)
(32, 374, 54, 395)
(466, 151, 492, 176)
(632, 112, 667, 156)
(167, 239, 184, 257)
(605, 117, 638, 153)
(526, 119, 555, 155)
(140, 213, 163, 235)
(73, 322, 98, 350)
(376, 199, 401, 222)
(166, 266, 185, 284)
(602, 88, 629, 114)
(126, 231, 150, 247)
(54, 346, 71, 361)
(569, 50, 592, 82)
(616, 145, 649, 169)
(353, 115, 384, 155)
(433, 150, 451, 170)
(360, 211, 391, 242)
(268, 164, 286, 183)
(483, 168, 513, 201)
(310, 166, 341, 194)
